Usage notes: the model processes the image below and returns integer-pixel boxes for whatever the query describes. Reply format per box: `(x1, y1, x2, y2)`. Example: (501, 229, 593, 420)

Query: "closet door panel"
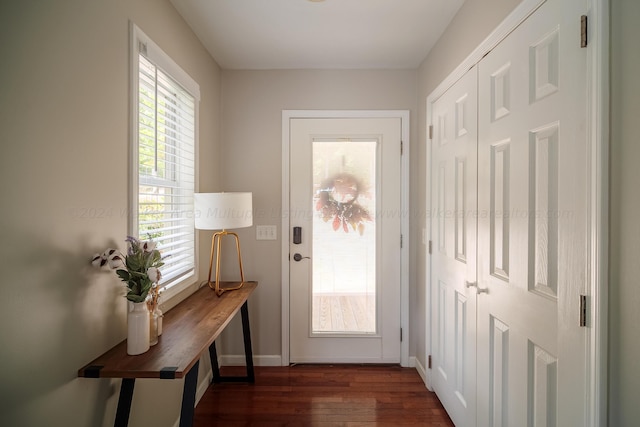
(476, 0, 588, 425)
(430, 66, 478, 427)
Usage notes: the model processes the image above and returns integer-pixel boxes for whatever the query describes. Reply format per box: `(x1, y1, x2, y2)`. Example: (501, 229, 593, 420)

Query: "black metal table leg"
(209, 341, 222, 383)
(240, 301, 255, 383)
(114, 378, 135, 427)
(179, 360, 200, 427)
(207, 301, 255, 383)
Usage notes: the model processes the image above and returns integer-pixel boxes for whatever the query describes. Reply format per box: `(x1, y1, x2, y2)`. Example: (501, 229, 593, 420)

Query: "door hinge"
(428, 355, 432, 369)
(581, 15, 588, 48)
(401, 140, 404, 155)
(579, 294, 588, 327)
(400, 328, 403, 342)
(428, 240, 432, 254)
(428, 125, 433, 140)
(400, 234, 403, 248)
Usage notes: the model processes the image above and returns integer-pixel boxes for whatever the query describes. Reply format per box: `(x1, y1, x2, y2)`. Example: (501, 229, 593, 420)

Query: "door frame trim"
(424, 0, 608, 424)
(281, 110, 411, 367)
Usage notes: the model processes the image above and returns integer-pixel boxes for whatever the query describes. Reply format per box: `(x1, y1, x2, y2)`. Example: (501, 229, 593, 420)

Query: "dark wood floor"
(194, 364, 454, 426)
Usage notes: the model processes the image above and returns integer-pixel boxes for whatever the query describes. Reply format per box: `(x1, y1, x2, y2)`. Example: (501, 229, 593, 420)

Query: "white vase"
(127, 301, 150, 355)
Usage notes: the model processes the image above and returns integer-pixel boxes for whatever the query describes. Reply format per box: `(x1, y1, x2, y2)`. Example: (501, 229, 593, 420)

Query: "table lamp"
(194, 192, 253, 296)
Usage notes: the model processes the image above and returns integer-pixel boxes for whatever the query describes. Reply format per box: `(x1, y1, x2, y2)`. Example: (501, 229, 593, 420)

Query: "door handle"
(465, 281, 477, 288)
(293, 253, 310, 262)
(476, 287, 489, 294)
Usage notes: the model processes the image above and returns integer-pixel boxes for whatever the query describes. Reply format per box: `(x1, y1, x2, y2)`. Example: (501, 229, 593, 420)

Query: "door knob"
(477, 287, 489, 294)
(465, 281, 477, 288)
(293, 253, 310, 262)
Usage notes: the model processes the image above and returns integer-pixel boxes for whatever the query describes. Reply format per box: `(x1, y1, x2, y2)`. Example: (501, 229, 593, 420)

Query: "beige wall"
(217, 69, 418, 358)
(415, 0, 521, 371)
(0, 0, 221, 426)
(609, 0, 640, 424)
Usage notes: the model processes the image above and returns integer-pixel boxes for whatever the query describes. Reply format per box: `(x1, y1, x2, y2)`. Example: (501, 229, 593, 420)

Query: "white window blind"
(133, 29, 198, 290)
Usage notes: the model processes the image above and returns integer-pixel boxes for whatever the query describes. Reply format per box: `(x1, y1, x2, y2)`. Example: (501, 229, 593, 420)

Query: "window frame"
(130, 23, 200, 303)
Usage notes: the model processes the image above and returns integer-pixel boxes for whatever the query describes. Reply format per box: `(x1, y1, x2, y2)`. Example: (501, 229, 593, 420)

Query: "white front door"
(289, 117, 402, 363)
(430, 66, 478, 427)
(476, 0, 587, 425)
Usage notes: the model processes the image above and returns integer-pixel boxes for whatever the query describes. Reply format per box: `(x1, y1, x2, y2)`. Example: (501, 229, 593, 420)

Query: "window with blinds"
(132, 25, 199, 291)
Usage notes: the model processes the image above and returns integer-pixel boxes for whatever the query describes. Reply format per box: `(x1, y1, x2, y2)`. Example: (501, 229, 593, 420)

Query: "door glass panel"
(312, 140, 377, 334)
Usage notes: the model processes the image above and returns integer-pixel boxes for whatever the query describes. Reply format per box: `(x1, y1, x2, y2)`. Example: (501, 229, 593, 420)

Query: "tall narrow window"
(132, 24, 200, 292)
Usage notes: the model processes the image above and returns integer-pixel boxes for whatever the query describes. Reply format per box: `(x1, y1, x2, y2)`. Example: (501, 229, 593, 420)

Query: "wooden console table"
(78, 281, 257, 427)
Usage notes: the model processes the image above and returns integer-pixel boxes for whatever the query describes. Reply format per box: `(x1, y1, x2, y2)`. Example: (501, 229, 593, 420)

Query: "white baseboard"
(414, 357, 429, 389)
(196, 369, 213, 403)
(219, 354, 283, 366)
(408, 356, 416, 368)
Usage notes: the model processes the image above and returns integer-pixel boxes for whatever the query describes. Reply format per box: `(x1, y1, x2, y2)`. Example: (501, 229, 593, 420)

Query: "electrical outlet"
(256, 225, 277, 241)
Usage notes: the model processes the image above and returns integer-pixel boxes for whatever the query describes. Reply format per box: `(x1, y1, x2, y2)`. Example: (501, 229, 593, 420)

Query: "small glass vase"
(149, 310, 159, 346)
(155, 307, 163, 336)
(127, 301, 150, 355)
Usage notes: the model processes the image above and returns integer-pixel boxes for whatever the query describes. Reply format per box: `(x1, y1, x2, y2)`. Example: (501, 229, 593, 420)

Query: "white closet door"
(476, 0, 587, 425)
(430, 66, 478, 427)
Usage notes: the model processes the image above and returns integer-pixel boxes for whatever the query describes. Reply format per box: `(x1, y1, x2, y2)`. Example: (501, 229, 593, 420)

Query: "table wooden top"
(78, 281, 257, 379)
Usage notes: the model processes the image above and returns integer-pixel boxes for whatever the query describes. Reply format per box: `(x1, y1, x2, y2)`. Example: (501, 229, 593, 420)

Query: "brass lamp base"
(207, 230, 246, 297)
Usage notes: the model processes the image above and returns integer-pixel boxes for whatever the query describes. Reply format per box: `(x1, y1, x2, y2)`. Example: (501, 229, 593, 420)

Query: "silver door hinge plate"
(581, 15, 588, 48)
(580, 294, 587, 327)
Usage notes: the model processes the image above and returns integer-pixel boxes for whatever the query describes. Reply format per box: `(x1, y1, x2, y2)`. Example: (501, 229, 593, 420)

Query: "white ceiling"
(169, 0, 466, 70)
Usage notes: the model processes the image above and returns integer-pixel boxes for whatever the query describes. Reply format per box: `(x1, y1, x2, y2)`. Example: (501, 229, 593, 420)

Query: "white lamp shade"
(194, 192, 253, 230)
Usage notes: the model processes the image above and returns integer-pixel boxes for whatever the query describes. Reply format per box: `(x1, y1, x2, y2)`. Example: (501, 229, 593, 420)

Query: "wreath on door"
(315, 173, 372, 235)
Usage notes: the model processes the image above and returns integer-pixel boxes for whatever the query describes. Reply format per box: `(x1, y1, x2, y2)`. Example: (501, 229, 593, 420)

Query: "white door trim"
(282, 110, 410, 367)
(424, 0, 609, 424)
(586, 1, 609, 425)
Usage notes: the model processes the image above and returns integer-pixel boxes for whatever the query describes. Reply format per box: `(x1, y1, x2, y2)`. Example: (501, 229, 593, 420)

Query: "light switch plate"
(256, 225, 277, 241)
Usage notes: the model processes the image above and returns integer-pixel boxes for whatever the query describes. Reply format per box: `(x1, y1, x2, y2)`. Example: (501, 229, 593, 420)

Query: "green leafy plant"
(92, 236, 164, 303)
